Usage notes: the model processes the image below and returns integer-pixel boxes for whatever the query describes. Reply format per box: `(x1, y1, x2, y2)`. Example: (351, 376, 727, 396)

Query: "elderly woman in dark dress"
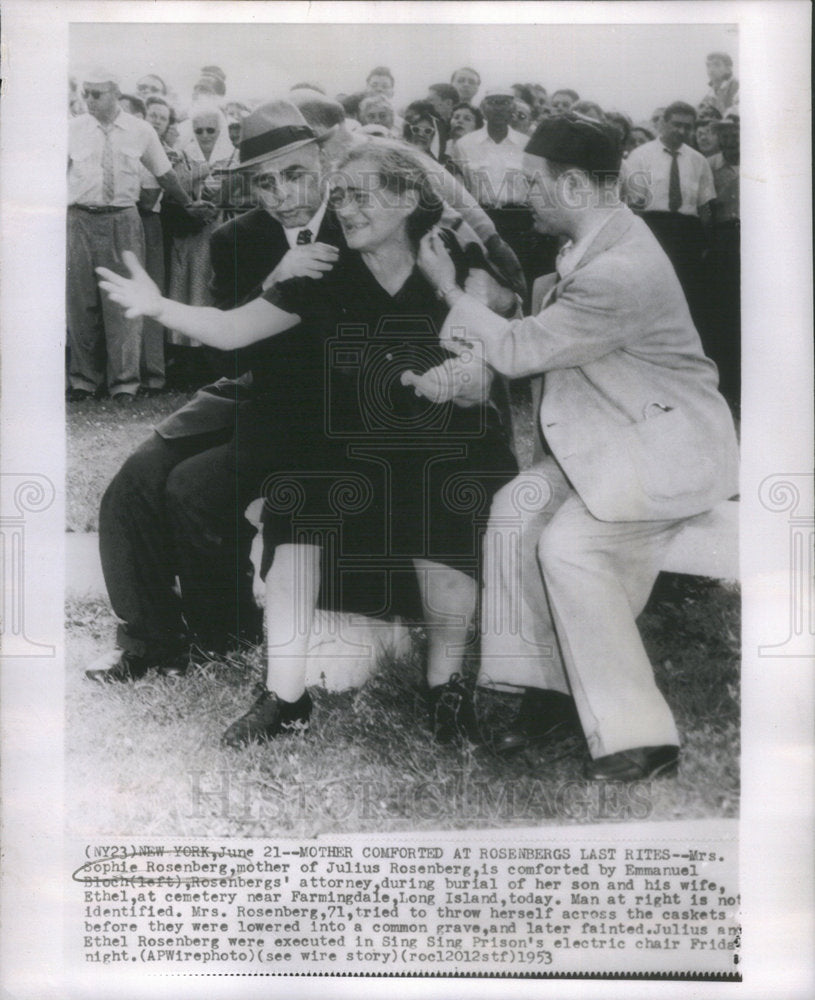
(98, 140, 518, 748)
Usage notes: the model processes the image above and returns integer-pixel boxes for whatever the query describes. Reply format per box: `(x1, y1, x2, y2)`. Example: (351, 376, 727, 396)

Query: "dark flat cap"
(525, 112, 622, 174)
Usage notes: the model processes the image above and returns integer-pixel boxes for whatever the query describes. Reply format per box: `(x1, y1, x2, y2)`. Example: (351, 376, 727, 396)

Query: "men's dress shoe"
(85, 649, 153, 684)
(222, 685, 312, 749)
(493, 688, 581, 754)
(66, 387, 94, 402)
(587, 745, 679, 781)
(111, 392, 136, 405)
(427, 674, 481, 744)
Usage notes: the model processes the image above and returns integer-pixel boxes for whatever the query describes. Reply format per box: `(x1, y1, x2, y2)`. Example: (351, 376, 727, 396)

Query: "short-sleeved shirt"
(453, 126, 529, 207)
(139, 163, 162, 213)
(68, 111, 171, 207)
(621, 140, 716, 217)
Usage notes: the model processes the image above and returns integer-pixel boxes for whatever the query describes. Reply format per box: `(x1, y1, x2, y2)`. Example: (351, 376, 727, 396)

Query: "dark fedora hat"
(233, 99, 318, 170)
(525, 112, 622, 175)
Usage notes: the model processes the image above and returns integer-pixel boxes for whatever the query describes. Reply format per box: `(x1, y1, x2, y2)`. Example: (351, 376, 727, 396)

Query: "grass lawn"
(66, 391, 192, 531)
(66, 391, 740, 837)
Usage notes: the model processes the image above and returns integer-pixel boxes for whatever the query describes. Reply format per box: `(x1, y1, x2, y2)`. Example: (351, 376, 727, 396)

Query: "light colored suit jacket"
(443, 205, 739, 521)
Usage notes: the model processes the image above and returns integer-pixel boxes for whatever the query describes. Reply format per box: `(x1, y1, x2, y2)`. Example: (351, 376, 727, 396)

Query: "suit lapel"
(572, 205, 636, 271)
(541, 206, 637, 308)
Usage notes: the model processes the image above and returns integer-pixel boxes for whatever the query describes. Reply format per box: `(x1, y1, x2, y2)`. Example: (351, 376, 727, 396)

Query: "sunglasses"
(408, 124, 435, 138)
(83, 88, 112, 100)
(194, 127, 217, 136)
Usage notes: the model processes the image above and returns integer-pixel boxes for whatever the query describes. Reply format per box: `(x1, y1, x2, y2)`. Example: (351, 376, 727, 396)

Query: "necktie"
(101, 125, 115, 204)
(296, 228, 312, 245)
(668, 149, 681, 213)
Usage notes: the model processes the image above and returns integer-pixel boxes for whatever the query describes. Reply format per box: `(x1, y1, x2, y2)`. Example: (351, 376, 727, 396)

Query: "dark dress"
(257, 232, 518, 620)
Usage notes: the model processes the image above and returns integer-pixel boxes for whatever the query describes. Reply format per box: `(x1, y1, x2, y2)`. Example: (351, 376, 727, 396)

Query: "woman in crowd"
(97, 140, 519, 748)
(448, 102, 483, 142)
(402, 100, 439, 155)
(166, 102, 228, 365)
(403, 99, 462, 178)
(512, 98, 534, 135)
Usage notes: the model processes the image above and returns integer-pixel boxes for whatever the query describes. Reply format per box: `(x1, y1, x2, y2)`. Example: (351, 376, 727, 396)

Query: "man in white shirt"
(67, 69, 214, 400)
(621, 101, 716, 333)
(455, 87, 557, 300)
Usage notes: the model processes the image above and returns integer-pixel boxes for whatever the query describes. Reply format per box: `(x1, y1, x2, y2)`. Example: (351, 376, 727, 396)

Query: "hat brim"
(231, 136, 319, 172)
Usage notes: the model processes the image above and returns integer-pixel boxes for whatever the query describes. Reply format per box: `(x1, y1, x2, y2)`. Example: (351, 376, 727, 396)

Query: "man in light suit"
(414, 114, 739, 780)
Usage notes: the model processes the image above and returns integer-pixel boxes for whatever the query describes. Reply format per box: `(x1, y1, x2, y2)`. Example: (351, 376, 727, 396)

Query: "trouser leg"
(140, 213, 166, 389)
(99, 430, 230, 658)
(478, 458, 572, 693)
(537, 493, 684, 758)
(101, 208, 145, 396)
(165, 443, 264, 650)
(66, 210, 106, 393)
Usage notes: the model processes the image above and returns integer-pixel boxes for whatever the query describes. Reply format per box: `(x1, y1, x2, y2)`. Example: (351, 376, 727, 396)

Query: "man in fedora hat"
(415, 113, 739, 780)
(87, 100, 345, 682)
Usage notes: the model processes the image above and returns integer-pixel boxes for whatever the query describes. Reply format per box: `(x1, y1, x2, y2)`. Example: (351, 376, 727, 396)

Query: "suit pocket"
(626, 406, 715, 500)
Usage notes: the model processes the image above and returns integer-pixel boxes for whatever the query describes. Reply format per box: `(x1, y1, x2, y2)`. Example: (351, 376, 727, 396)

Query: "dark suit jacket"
(209, 207, 293, 310)
(157, 206, 343, 438)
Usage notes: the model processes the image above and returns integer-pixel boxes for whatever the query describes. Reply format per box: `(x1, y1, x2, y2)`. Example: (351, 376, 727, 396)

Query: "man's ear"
(561, 168, 592, 209)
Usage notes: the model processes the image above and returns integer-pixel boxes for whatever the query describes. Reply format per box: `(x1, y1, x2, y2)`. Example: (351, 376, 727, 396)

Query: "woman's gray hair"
(334, 139, 444, 246)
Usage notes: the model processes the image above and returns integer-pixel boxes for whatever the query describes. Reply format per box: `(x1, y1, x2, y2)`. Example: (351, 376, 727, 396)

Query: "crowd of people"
(74, 51, 740, 784)
(67, 53, 739, 406)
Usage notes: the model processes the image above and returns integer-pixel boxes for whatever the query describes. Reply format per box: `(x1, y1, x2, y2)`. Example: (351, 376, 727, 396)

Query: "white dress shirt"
(453, 126, 529, 207)
(621, 139, 715, 217)
(68, 111, 171, 207)
(283, 199, 329, 248)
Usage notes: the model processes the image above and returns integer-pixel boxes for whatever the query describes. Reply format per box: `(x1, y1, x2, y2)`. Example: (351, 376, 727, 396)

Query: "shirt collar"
(283, 198, 329, 249)
(476, 126, 525, 147)
(556, 211, 619, 278)
(95, 109, 125, 130)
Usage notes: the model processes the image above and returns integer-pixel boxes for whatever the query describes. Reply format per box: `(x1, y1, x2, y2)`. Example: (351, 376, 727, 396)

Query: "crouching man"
(414, 113, 738, 780)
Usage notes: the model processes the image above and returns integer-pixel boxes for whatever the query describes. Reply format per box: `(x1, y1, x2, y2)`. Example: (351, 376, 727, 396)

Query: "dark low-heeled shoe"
(493, 688, 581, 754)
(221, 685, 312, 749)
(587, 745, 679, 781)
(427, 674, 481, 744)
